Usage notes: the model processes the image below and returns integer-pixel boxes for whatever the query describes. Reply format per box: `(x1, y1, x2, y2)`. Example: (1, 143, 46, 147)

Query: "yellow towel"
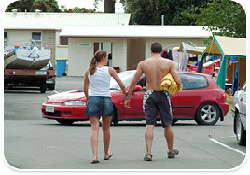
(160, 73, 182, 95)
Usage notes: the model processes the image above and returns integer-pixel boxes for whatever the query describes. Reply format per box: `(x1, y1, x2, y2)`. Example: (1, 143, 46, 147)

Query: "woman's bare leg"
(90, 116, 100, 161)
(102, 116, 112, 158)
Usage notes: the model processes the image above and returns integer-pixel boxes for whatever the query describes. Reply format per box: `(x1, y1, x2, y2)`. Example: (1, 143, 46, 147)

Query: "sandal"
(168, 148, 179, 158)
(91, 160, 100, 164)
(144, 154, 153, 161)
(104, 152, 113, 160)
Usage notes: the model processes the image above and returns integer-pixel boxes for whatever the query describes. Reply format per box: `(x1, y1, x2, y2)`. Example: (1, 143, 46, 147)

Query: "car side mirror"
(133, 85, 143, 92)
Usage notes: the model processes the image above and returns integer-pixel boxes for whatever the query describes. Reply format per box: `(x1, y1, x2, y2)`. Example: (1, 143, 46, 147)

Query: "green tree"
(6, 0, 62, 12)
(119, 0, 245, 37)
(6, 0, 35, 12)
(120, 0, 209, 25)
(171, 0, 209, 25)
(123, 0, 169, 25)
(63, 7, 95, 13)
(34, 0, 62, 12)
(195, 0, 246, 38)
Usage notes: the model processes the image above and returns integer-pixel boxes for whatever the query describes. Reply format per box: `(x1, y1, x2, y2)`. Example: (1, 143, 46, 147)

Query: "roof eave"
(60, 35, 211, 39)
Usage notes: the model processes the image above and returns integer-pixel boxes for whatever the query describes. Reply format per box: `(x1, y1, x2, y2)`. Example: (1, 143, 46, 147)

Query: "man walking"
(125, 43, 182, 160)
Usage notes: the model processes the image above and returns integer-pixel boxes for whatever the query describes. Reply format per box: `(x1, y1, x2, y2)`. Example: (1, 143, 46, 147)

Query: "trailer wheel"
(40, 82, 47, 93)
(48, 84, 55, 90)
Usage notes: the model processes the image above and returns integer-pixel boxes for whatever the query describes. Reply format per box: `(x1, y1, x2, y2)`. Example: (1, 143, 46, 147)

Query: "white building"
(4, 11, 212, 76)
(4, 10, 131, 66)
(61, 25, 212, 76)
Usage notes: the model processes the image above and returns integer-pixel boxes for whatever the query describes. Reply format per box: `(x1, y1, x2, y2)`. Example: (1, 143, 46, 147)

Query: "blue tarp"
(229, 56, 237, 65)
(192, 61, 200, 66)
(231, 62, 239, 95)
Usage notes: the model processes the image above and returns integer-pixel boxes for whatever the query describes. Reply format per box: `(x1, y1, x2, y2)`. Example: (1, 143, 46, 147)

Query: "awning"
(178, 43, 205, 55)
(203, 36, 246, 56)
(198, 35, 246, 90)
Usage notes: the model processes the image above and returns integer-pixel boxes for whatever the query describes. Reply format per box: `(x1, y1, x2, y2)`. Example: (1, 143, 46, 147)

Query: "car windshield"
(110, 71, 135, 90)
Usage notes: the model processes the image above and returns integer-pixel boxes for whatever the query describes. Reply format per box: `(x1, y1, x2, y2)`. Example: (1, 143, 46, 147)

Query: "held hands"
(124, 91, 131, 108)
(124, 99, 131, 108)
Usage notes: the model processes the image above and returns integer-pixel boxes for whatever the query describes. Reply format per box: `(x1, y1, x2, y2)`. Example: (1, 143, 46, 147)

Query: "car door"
(122, 77, 146, 119)
(239, 84, 246, 125)
(173, 73, 209, 118)
(123, 90, 145, 119)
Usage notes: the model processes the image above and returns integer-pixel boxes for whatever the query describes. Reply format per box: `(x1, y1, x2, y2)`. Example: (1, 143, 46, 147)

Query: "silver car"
(232, 83, 246, 145)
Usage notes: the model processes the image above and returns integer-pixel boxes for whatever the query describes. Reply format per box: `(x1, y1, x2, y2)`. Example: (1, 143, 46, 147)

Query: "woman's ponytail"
(89, 57, 97, 75)
(89, 50, 107, 75)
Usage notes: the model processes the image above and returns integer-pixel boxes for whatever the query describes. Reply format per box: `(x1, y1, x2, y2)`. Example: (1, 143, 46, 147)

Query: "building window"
(4, 32, 7, 48)
(60, 37, 68, 45)
(32, 32, 42, 49)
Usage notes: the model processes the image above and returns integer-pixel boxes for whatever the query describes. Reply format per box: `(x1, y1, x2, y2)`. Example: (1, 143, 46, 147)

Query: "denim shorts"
(85, 96, 113, 116)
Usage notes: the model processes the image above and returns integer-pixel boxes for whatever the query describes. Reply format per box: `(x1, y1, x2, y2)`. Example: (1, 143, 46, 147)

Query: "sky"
(57, 0, 102, 10)
(57, 0, 124, 12)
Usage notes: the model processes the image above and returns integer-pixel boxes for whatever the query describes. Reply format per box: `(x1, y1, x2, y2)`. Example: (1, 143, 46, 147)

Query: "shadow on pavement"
(42, 122, 200, 128)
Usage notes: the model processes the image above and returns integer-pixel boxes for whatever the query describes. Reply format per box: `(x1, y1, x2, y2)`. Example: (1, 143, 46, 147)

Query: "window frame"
(32, 32, 42, 49)
(137, 76, 146, 90)
(60, 37, 68, 46)
(136, 73, 209, 91)
(179, 73, 209, 90)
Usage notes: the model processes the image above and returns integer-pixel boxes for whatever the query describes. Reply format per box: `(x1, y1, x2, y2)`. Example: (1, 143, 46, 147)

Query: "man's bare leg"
(164, 125, 174, 152)
(145, 125, 155, 155)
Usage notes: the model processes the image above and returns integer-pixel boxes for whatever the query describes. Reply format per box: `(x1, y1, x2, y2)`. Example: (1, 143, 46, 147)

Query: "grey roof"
(61, 25, 212, 38)
(4, 12, 131, 30)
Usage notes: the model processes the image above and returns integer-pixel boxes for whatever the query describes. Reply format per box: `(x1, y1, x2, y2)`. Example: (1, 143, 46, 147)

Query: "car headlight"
(63, 101, 87, 106)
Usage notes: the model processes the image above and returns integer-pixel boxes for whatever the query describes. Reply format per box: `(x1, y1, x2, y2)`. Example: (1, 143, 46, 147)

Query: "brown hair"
(89, 50, 107, 75)
(151, 43, 162, 53)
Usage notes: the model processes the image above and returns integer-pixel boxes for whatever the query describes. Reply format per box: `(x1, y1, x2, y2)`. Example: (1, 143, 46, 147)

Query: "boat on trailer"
(4, 47, 51, 70)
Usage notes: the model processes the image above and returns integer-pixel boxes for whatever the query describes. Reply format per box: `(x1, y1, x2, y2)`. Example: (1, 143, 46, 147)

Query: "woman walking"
(84, 50, 126, 164)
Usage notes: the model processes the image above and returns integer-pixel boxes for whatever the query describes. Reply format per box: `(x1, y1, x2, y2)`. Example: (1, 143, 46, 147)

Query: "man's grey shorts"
(143, 90, 173, 128)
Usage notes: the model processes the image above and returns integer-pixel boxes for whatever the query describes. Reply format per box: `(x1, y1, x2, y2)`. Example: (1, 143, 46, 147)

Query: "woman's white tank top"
(88, 66, 111, 97)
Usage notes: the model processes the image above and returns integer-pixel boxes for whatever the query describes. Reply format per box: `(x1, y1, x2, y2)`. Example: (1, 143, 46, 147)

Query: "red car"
(41, 71, 229, 125)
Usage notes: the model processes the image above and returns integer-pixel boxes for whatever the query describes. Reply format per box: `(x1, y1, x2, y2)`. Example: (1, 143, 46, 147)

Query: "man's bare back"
(141, 57, 176, 90)
(125, 43, 182, 104)
(138, 56, 181, 90)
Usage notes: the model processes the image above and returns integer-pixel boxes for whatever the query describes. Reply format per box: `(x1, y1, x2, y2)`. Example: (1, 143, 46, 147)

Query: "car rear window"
(179, 73, 208, 90)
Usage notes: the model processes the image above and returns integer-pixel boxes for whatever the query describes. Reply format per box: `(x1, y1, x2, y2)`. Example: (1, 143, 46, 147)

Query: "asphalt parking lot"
(3, 76, 247, 171)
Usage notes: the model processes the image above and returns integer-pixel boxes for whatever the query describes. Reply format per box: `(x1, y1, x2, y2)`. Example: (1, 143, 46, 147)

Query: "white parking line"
(220, 135, 236, 139)
(209, 138, 246, 156)
(53, 90, 60, 94)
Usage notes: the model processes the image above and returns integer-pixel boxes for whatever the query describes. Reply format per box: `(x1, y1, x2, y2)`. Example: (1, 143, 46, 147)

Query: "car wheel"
(172, 119, 178, 125)
(195, 102, 220, 125)
(111, 107, 119, 125)
(235, 113, 246, 145)
(56, 120, 74, 125)
(40, 81, 47, 93)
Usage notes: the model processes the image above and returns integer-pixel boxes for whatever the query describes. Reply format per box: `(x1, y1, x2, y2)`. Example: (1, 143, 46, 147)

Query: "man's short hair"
(151, 43, 162, 53)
